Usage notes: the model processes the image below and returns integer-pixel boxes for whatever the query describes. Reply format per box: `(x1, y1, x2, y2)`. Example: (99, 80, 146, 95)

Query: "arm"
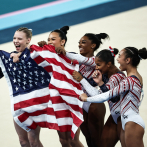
(81, 77, 132, 103)
(66, 52, 96, 67)
(100, 73, 126, 102)
(80, 78, 101, 96)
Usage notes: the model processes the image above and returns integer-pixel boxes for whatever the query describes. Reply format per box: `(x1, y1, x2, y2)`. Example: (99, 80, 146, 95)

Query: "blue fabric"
(0, 48, 51, 96)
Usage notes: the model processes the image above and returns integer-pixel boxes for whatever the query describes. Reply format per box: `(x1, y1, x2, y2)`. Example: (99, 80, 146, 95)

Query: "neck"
(126, 65, 138, 77)
(107, 65, 120, 78)
(84, 52, 94, 58)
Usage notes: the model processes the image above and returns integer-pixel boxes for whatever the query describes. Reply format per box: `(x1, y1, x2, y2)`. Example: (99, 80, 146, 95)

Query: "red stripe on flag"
(14, 95, 50, 111)
(44, 58, 74, 75)
(44, 65, 53, 73)
(33, 55, 45, 65)
(18, 112, 29, 122)
(53, 71, 82, 90)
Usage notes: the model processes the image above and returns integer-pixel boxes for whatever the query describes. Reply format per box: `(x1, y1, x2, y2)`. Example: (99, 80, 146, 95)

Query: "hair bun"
(138, 47, 147, 59)
(113, 48, 119, 55)
(60, 26, 69, 35)
(96, 33, 109, 40)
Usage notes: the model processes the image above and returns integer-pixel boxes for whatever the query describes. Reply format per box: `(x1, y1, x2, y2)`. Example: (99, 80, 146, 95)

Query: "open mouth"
(79, 48, 84, 52)
(15, 45, 21, 50)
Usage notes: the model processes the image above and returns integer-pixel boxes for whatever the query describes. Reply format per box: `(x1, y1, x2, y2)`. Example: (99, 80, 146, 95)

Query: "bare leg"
(57, 131, 71, 147)
(80, 109, 92, 147)
(116, 116, 122, 140)
(88, 103, 106, 147)
(101, 115, 119, 147)
(70, 127, 84, 147)
(13, 120, 31, 147)
(28, 126, 43, 147)
(125, 122, 144, 147)
(120, 129, 127, 147)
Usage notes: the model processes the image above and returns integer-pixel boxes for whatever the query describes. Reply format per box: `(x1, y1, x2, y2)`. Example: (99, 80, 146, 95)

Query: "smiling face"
(78, 36, 95, 57)
(95, 57, 110, 74)
(117, 49, 128, 71)
(48, 32, 65, 48)
(13, 31, 31, 53)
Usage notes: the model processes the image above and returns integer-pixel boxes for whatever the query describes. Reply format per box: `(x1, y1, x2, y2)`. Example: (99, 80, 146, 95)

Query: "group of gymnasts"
(0, 25, 147, 147)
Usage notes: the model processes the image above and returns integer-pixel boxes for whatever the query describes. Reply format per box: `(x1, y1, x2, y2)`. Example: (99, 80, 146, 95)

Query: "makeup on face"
(48, 32, 63, 48)
(95, 57, 108, 74)
(13, 31, 30, 53)
(78, 36, 94, 57)
(117, 49, 127, 71)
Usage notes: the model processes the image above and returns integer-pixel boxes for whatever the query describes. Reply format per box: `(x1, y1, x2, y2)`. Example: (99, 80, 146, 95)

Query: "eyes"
(13, 37, 23, 40)
(78, 41, 86, 44)
(48, 38, 55, 41)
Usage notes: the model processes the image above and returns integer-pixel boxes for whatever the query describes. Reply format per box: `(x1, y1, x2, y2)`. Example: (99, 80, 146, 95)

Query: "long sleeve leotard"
(86, 76, 145, 129)
(80, 72, 126, 123)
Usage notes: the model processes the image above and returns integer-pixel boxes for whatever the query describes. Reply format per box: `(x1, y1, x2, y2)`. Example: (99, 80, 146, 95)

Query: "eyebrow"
(48, 37, 56, 39)
(79, 40, 86, 42)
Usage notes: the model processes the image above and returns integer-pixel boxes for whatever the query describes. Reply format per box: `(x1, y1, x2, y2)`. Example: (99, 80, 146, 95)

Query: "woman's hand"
(10, 53, 21, 63)
(38, 41, 47, 47)
(92, 70, 104, 86)
(79, 93, 88, 102)
(72, 71, 83, 82)
(55, 47, 66, 55)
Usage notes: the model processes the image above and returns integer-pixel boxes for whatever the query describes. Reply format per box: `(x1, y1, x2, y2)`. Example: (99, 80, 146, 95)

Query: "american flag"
(0, 45, 83, 138)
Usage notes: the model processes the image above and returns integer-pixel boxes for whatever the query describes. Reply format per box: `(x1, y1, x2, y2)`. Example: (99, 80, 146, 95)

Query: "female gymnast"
(12, 26, 84, 147)
(80, 47, 147, 147)
(73, 47, 126, 147)
(3, 27, 43, 147)
(56, 33, 109, 147)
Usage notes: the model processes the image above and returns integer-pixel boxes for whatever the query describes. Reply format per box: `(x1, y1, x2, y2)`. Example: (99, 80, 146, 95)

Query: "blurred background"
(0, 0, 147, 146)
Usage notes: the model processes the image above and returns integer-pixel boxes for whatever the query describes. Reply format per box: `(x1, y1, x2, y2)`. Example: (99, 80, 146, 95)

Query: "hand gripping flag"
(30, 44, 84, 138)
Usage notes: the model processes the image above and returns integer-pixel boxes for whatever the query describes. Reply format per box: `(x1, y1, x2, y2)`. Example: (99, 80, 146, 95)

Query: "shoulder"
(109, 72, 126, 82)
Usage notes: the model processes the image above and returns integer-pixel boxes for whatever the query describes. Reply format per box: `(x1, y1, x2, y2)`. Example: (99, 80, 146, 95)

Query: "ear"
(61, 39, 65, 46)
(107, 62, 111, 68)
(26, 38, 31, 44)
(125, 58, 131, 64)
(91, 44, 96, 49)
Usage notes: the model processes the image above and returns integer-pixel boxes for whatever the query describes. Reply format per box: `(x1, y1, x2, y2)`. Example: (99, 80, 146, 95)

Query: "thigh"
(57, 131, 71, 141)
(80, 109, 90, 136)
(88, 103, 106, 147)
(125, 122, 144, 147)
(101, 115, 119, 147)
(73, 127, 80, 141)
(120, 129, 127, 147)
(117, 116, 122, 139)
(13, 120, 28, 140)
(80, 109, 92, 146)
(28, 126, 41, 140)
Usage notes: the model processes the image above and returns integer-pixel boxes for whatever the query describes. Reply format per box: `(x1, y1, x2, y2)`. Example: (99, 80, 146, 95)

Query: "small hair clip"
(109, 46, 115, 57)
(28, 29, 33, 32)
(138, 54, 142, 60)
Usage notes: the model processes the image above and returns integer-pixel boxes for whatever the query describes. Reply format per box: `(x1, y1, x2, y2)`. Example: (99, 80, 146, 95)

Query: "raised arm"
(66, 52, 96, 67)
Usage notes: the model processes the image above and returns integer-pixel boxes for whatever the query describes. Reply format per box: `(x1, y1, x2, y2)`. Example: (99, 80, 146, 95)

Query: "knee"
(28, 136, 39, 147)
(19, 139, 30, 147)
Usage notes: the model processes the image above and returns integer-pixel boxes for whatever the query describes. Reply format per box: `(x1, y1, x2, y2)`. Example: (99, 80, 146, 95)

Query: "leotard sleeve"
(66, 52, 96, 67)
(80, 73, 126, 99)
(80, 78, 101, 96)
(87, 77, 133, 103)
